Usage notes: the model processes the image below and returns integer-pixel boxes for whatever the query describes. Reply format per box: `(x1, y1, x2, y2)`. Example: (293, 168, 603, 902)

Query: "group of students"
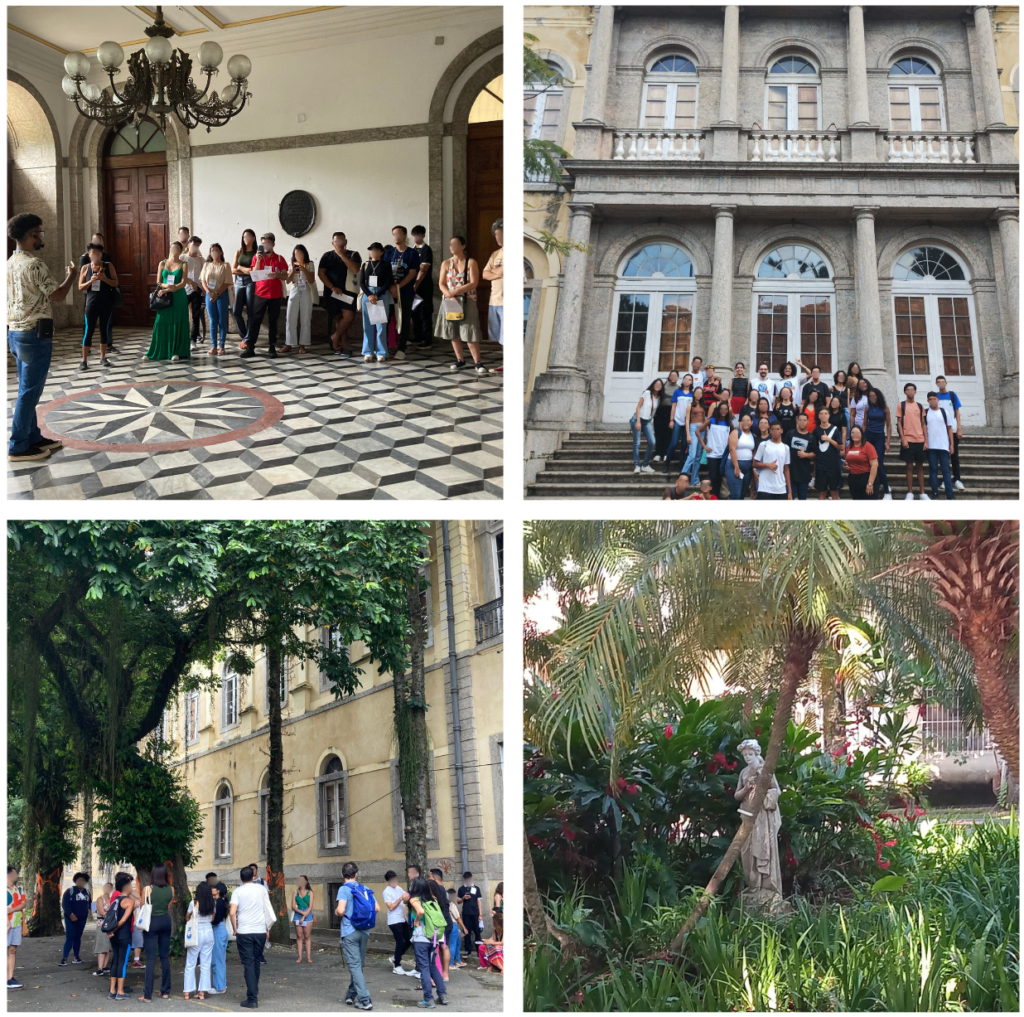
(77, 220, 504, 374)
(629, 356, 966, 501)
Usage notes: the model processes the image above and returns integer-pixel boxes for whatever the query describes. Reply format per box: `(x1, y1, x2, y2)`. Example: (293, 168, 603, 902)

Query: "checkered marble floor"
(9, 329, 503, 500)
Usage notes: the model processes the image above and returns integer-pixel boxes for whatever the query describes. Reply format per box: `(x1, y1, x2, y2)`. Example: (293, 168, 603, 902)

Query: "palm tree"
(524, 520, 987, 954)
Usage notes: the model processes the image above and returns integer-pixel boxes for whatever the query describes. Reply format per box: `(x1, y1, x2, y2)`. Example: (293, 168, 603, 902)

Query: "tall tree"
(265, 636, 288, 943)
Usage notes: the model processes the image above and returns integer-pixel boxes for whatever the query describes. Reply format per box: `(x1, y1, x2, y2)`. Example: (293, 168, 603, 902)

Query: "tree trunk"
(28, 856, 64, 938)
(523, 828, 579, 951)
(668, 622, 819, 955)
(397, 576, 429, 875)
(961, 616, 1019, 782)
(80, 786, 93, 875)
(168, 853, 192, 937)
(266, 641, 289, 944)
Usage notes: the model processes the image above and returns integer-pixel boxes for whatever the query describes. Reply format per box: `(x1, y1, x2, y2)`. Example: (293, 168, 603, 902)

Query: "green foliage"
(524, 33, 570, 185)
(6, 796, 25, 869)
(93, 756, 204, 872)
(525, 816, 1019, 1012)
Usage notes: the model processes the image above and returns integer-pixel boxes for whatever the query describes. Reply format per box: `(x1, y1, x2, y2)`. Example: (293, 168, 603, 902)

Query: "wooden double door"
(103, 152, 169, 327)
(467, 120, 503, 321)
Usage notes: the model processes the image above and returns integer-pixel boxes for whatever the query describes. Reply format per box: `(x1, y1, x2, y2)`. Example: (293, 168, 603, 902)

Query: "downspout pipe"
(442, 521, 471, 877)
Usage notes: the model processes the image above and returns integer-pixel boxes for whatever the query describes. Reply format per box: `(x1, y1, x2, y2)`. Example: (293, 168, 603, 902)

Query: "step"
(526, 481, 1018, 500)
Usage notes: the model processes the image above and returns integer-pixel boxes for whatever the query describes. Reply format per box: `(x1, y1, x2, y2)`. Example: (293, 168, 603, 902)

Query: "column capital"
(852, 205, 879, 220)
(712, 204, 737, 218)
(993, 207, 1018, 223)
(566, 202, 596, 218)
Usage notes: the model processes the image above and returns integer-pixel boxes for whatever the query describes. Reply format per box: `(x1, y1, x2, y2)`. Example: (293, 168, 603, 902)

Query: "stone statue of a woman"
(733, 738, 782, 906)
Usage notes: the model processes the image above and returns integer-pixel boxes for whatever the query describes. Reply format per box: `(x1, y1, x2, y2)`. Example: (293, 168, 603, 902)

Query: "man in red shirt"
(241, 232, 288, 358)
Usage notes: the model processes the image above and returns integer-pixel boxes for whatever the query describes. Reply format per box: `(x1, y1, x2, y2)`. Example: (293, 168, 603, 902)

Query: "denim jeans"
(206, 291, 230, 347)
(664, 420, 688, 472)
(183, 923, 213, 993)
(62, 917, 85, 959)
(361, 302, 388, 358)
(142, 914, 172, 998)
(235, 932, 265, 1002)
(450, 927, 461, 964)
(210, 920, 228, 992)
(928, 448, 954, 499)
(681, 424, 704, 482)
(8, 326, 52, 455)
(725, 459, 753, 500)
(341, 928, 370, 1004)
(792, 480, 810, 501)
(412, 940, 446, 1003)
(866, 430, 889, 494)
(233, 279, 254, 338)
(629, 414, 656, 468)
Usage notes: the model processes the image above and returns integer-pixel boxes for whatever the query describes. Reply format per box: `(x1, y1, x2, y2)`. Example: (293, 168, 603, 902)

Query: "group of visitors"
(6, 212, 503, 464)
(634, 357, 966, 501)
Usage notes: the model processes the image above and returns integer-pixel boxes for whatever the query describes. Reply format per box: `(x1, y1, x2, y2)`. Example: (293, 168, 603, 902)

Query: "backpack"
(347, 883, 377, 931)
(419, 898, 447, 942)
(903, 401, 949, 429)
(100, 898, 121, 934)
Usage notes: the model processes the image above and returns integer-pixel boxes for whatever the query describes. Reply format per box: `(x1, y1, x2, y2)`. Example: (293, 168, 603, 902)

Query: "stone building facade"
(525, 5, 1019, 479)
(72, 520, 504, 939)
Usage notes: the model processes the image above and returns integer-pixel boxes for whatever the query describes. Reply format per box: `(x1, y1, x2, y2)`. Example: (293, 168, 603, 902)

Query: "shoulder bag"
(136, 885, 152, 932)
(150, 288, 173, 311)
(183, 903, 199, 947)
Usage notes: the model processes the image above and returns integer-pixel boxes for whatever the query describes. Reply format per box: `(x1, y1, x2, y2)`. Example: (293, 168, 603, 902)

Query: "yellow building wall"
(525, 5, 594, 401)
(994, 6, 1019, 156)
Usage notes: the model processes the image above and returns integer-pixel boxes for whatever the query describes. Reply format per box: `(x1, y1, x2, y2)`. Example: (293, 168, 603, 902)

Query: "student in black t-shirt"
(78, 233, 117, 352)
(457, 872, 482, 956)
(428, 869, 453, 980)
(317, 232, 361, 359)
(410, 226, 434, 348)
(800, 363, 830, 406)
(784, 412, 816, 500)
(813, 407, 843, 501)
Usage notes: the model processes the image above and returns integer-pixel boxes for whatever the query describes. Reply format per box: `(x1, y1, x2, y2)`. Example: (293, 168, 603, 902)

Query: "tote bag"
(135, 886, 152, 932)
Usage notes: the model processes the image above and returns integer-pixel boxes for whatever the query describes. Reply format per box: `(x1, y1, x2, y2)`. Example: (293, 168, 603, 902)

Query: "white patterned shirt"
(7, 250, 60, 331)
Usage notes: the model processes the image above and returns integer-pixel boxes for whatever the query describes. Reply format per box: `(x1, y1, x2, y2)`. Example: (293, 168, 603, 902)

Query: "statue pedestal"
(740, 888, 786, 914)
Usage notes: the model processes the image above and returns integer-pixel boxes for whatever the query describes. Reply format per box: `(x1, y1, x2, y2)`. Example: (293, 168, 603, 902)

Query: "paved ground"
(8, 327, 503, 500)
(6, 935, 503, 1012)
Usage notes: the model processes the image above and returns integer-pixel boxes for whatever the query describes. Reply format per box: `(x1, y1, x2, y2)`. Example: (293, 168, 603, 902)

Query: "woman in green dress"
(146, 241, 191, 361)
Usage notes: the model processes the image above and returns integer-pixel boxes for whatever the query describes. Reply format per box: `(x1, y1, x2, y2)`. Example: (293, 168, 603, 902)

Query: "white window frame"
(525, 60, 566, 141)
(221, 668, 239, 731)
(764, 58, 821, 131)
(887, 70, 946, 131)
(322, 765, 346, 849)
(491, 532, 504, 599)
(639, 55, 699, 130)
(184, 689, 199, 746)
(213, 784, 232, 859)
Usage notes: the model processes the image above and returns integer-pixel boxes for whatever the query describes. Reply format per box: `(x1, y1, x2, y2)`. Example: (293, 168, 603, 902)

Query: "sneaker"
(93, 969, 104, 976)
(171, 355, 180, 362)
(100, 357, 110, 367)
(107, 992, 117, 999)
(239, 349, 256, 359)
(267, 351, 278, 359)
(417, 1004, 435, 1010)
(919, 492, 931, 500)
(393, 966, 407, 975)
(132, 960, 142, 968)
(904, 492, 914, 500)
(489, 366, 503, 373)
(376, 356, 388, 363)
(339, 350, 354, 359)
(345, 999, 356, 1006)
(77, 360, 88, 371)
(883, 492, 892, 500)
(58, 959, 68, 967)
(954, 480, 966, 491)
(240, 1001, 258, 1010)
(450, 360, 466, 371)
(438, 999, 450, 1006)
(363, 355, 374, 363)
(106, 344, 118, 354)
(355, 1002, 373, 1011)
(641, 465, 656, 474)
(633, 466, 641, 474)
(35, 438, 63, 452)
(405, 968, 420, 977)
(394, 351, 406, 360)
(653, 455, 662, 463)
(474, 363, 487, 375)
(115, 994, 131, 1001)
(72, 957, 84, 964)
(8, 978, 24, 989)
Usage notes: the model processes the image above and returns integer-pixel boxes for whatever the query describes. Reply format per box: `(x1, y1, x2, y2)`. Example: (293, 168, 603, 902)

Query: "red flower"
(754, 728, 761, 736)
(785, 845, 799, 867)
(615, 777, 628, 791)
(664, 725, 674, 739)
(625, 783, 638, 795)
(552, 691, 559, 700)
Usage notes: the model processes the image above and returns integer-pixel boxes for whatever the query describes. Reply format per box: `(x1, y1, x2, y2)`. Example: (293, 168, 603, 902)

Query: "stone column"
(548, 204, 594, 368)
(582, 6, 615, 124)
(718, 6, 740, 124)
(995, 209, 1019, 353)
(852, 207, 885, 375)
(846, 6, 870, 125)
(973, 5, 1008, 127)
(707, 206, 736, 373)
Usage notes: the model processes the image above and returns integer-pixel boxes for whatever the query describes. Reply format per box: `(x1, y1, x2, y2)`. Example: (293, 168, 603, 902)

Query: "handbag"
(136, 886, 152, 933)
(149, 288, 173, 311)
(444, 296, 464, 322)
(262, 888, 277, 929)
(183, 905, 199, 947)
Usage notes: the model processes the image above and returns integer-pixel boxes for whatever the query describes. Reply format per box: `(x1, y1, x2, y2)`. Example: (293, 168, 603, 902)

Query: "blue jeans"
(8, 327, 53, 455)
(725, 459, 753, 500)
(361, 302, 387, 358)
(488, 304, 503, 345)
(341, 928, 370, 1004)
(792, 480, 810, 501)
(211, 920, 228, 992)
(450, 927, 461, 965)
(630, 414, 656, 468)
(206, 291, 230, 347)
(664, 421, 688, 472)
(681, 424, 704, 482)
(62, 916, 85, 959)
(866, 430, 889, 495)
(413, 940, 446, 1003)
(928, 448, 954, 499)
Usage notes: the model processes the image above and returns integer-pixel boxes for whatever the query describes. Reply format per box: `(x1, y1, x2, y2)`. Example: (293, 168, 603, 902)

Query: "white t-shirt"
(777, 373, 806, 398)
(230, 882, 270, 935)
(925, 406, 951, 451)
(689, 368, 706, 389)
(756, 439, 791, 494)
(383, 885, 407, 926)
(673, 391, 693, 425)
(185, 253, 205, 293)
(637, 390, 656, 421)
(850, 394, 868, 429)
(751, 376, 778, 404)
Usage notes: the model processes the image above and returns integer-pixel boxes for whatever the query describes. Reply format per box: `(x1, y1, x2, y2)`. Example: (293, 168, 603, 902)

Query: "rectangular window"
(756, 295, 788, 369)
(643, 84, 668, 128)
(494, 533, 504, 595)
(524, 90, 561, 142)
(799, 296, 832, 374)
(323, 780, 345, 848)
(937, 297, 975, 376)
(918, 86, 942, 132)
(658, 294, 693, 373)
(215, 804, 230, 857)
(613, 293, 650, 373)
(524, 291, 532, 325)
(674, 84, 697, 129)
(796, 86, 818, 130)
(320, 625, 346, 692)
(889, 87, 912, 130)
(222, 672, 238, 729)
(523, 92, 538, 141)
(894, 296, 930, 374)
(767, 85, 788, 130)
(184, 690, 199, 745)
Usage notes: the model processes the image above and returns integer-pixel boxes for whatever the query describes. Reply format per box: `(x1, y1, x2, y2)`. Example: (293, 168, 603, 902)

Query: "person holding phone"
(283, 245, 316, 354)
(240, 233, 289, 359)
(77, 244, 118, 371)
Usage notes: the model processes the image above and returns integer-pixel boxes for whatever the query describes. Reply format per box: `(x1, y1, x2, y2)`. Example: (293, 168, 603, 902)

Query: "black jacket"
(359, 259, 394, 298)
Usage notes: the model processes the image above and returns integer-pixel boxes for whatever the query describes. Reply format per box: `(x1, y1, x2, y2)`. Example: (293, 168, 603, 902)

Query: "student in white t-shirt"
(229, 867, 271, 1008)
(750, 363, 778, 406)
(383, 870, 417, 977)
(631, 379, 664, 474)
(924, 391, 955, 500)
(184, 237, 206, 346)
(752, 421, 792, 500)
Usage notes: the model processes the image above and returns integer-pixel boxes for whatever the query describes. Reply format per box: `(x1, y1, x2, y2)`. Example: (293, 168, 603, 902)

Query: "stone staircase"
(526, 431, 1018, 499)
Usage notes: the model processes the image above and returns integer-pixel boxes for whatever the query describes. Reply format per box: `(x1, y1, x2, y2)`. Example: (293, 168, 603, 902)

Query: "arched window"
(213, 783, 232, 859)
(603, 243, 698, 423)
(766, 55, 820, 131)
(641, 53, 698, 129)
(524, 59, 564, 142)
(891, 245, 983, 423)
(524, 259, 535, 325)
(752, 244, 835, 375)
(106, 119, 167, 156)
(319, 756, 347, 850)
(888, 56, 944, 131)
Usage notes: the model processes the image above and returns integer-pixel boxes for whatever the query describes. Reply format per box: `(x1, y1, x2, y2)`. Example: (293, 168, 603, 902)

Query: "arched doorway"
(467, 75, 503, 319)
(103, 119, 169, 327)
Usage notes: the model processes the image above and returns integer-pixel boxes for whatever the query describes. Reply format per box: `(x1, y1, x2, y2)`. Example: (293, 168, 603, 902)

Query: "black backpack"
(100, 898, 122, 934)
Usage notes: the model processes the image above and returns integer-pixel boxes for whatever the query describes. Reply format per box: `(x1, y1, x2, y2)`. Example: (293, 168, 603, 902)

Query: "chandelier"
(60, 5, 252, 133)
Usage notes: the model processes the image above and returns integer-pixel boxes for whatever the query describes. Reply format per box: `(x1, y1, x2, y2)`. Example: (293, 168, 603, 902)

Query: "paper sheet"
(331, 291, 354, 305)
(250, 269, 272, 282)
(367, 301, 388, 325)
(412, 295, 424, 310)
(443, 297, 462, 315)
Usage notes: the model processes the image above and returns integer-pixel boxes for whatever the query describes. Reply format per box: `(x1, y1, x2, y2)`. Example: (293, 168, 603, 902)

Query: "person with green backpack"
(335, 862, 379, 1011)
(408, 877, 448, 1009)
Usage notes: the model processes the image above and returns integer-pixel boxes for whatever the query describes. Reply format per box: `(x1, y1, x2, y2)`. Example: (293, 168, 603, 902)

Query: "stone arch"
(875, 38, 954, 73)
(755, 38, 832, 72)
(7, 70, 68, 323)
(633, 35, 711, 72)
(875, 226, 994, 281)
(597, 222, 713, 278)
(314, 747, 348, 776)
(532, 48, 577, 83)
(736, 224, 851, 279)
(524, 234, 561, 279)
(427, 28, 502, 255)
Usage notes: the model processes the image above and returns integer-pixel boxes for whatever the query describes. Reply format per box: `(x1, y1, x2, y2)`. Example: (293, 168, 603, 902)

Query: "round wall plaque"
(278, 190, 316, 237)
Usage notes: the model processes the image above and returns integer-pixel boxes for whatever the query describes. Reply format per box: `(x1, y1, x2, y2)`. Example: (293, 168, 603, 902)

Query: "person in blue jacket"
(59, 872, 92, 965)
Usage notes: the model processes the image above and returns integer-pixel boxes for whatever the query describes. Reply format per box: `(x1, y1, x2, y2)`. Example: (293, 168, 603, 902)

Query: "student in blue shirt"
(386, 226, 421, 360)
(935, 375, 965, 491)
